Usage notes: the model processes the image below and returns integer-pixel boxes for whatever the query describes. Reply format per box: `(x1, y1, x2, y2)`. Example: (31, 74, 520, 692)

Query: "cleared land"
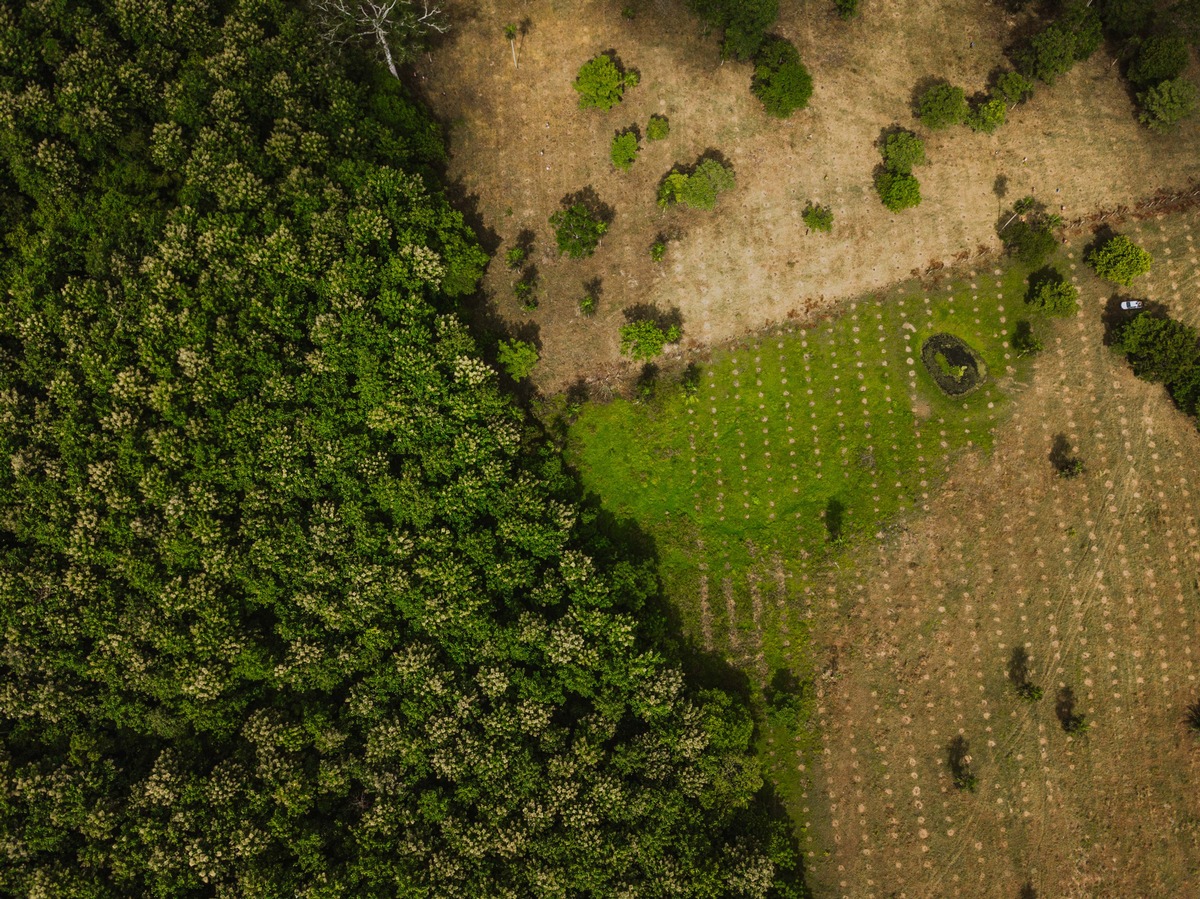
(566, 212, 1200, 897)
(420, 0, 1200, 392)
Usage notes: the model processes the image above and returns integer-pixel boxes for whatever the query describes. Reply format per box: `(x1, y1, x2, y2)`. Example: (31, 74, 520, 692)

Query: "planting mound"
(921, 333, 987, 396)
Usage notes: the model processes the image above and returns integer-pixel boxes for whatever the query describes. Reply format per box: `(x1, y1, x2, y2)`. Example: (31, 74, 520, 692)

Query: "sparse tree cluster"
(874, 129, 924, 211)
(658, 158, 737, 210)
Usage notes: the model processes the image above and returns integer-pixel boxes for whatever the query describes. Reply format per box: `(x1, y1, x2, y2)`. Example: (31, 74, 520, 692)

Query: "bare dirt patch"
(418, 0, 1200, 392)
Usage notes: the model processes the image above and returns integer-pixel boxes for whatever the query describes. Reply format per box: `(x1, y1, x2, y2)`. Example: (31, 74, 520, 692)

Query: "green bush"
(505, 246, 526, 269)
(497, 338, 540, 379)
(573, 54, 633, 111)
(1012, 320, 1044, 356)
(835, 0, 861, 18)
(802, 201, 834, 232)
(647, 114, 671, 140)
(1139, 77, 1199, 131)
(968, 97, 1007, 133)
(1087, 234, 1152, 285)
(995, 70, 1036, 106)
(1019, 23, 1079, 84)
(650, 239, 668, 261)
(917, 83, 969, 129)
(751, 37, 814, 118)
(579, 293, 597, 316)
(881, 129, 926, 173)
(658, 158, 736, 210)
(687, 0, 779, 60)
(1128, 34, 1192, 88)
(1114, 314, 1200, 383)
(875, 171, 921, 211)
(620, 319, 683, 360)
(1026, 271, 1079, 315)
(1000, 202, 1061, 266)
(611, 130, 640, 170)
(1062, 1, 1104, 60)
(550, 201, 609, 258)
(1098, 0, 1155, 37)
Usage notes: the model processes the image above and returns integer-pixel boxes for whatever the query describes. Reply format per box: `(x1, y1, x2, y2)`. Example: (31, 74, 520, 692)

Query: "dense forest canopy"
(0, 1, 800, 895)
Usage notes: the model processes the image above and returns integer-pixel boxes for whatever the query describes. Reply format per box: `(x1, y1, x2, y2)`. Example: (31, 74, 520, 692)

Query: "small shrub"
(802, 201, 834, 232)
(1026, 271, 1079, 316)
(880, 129, 926, 174)
(579, 294, 597, 316)
(874, 170, 921, 211)
(1017, 682, 1044, 702)
(623, 69, 641, 88)
(916, 83, 968, 129)
(1087, 234, 1152, 286)
(1138, 78, 1199, 131)
(1114, 314, 1200, 384)
(550, 202, 608, 258)
(1057, 456, 1085, 478)
(573, 54, 632, 111)
(650, 239, 667, 262)
(995, 70, 1035, 106)
(646, 114, 670, 141)
(611, 130, 639, 171)
(513, 276, 538, 310)
(835, 0, 861, 18)
(659, 158, 736, 210)
(968, 97, 1007, 133)
(619, 319, 682, 361)
(1127, 34, 1191, 89)
(497, 339, 539, 379)
(1011, 320, 1043, 357)
(765, 668, 808, 730)
(751, 37, 813, 118)
(505, 246, 526, 269)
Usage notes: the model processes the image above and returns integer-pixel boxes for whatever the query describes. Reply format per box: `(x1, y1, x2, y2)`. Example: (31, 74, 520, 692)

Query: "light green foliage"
(647, 114, 671, 140)
(497, 339, 540, 379)
(1128, 34, 1192, 88)
(1026, 271, 1079, 315)
(995, 70, 1036, 106)
(751, 37, 813, 118)
(573, 53, 632, 110)
(917, 83, 968, 129)
(1139, 77, 1199, 130)
(688, 0, 780, 60)
(874, 171, 922, 211)
(802, 201, 834, 232)
(1115, 314, 1200, 384)
(968, 97, 1007, 133)
(505, 246, 526, 269)
(0, 2, 794, 895)
(650, 239, 668, 261)
(611, 130, 640, 170)
(659, 158, 736, 210)
(579, 293, 597, 315)
(881, 129, 926, 174)
(1087, 234, 1153, 285)
(550, 201, 609, 257)
(620, 319, 683, 360)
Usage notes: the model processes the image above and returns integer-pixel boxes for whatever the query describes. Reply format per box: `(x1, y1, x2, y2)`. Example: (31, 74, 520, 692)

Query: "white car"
(1119, 300, 1144, 311)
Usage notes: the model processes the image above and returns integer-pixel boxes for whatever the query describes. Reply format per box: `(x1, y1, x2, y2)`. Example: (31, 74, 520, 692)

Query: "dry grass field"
(418, 0, 1200, 393)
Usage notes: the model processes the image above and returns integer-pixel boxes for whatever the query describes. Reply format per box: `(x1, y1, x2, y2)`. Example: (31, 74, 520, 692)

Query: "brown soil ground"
(417, 0, 1200, 393)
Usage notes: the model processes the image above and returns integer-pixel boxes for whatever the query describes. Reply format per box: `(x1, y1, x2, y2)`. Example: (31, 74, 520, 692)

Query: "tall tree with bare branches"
(312, 0, 448, 78)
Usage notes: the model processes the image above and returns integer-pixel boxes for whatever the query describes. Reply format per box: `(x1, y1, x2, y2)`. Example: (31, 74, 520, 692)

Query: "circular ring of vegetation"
(921, 333, 987, 396)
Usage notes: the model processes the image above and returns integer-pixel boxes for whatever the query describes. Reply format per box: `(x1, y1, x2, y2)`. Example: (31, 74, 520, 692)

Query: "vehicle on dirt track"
(1120, 299, 1144, 311)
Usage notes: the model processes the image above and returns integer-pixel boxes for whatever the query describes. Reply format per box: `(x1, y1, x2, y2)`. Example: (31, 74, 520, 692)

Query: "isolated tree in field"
(313, 0, 448, 78)
(968, 96, 1007, 133)
(504, 22, 518, 67)
(1114, 314, 1200, 383)
(995, 70, 1035, 106)
(1012, 320, 1044, 356)
(875, 171, 921, 211)
(1087, 234, 1152, 285)
(917, 83, 969, 129)
(574, 54, 634, 111)
(802, 201, 834, 232)
(497, 338, 539, 379)
(999, 198, 1060, 266)
(881, 129, 926, 173)
(1128, 34, 1191, 88)
(550, 202, 608, 257)
(620, 318, 682, 360)
(647, 114, 670, 140)
(752, 37, 813, 118)
(611, 130, 640, 170)
(658, 158, 736, 210)
(1139, 77, 1199, 130)
(1026, 270, 1079, 315)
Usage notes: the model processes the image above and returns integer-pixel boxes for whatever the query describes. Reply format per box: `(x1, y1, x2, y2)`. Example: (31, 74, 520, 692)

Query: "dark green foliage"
(1170, 364, 1200, 417)
(647, 113, 671, 140)
(1004, 221, 1058, 265)
(881, 129, 926, 173)
(1062, 1, 1104, 60)
(1012, 320, 1044, 356)
(1187, 699, 1200, 733)
(765, 668, 810, 730)
(620, 319, 683, 360)
(874, 171, 921, 211)
(916, 83, 969, 129)
(573, 53, 632, 110)
(1087, 234, 1152, 285)
(611, 130, 640, 170)
(1172, 0, 1200, 44)
(1138, 77, 1199, 130)
(947, 737, 978, 792)
(968, 97, 1007, 133)
(687, 0, 779, 60)
(497, 339, 539, 379)
(1026, 270, 1079, 315)
(658, 158, 736, 210)
(751, 38, 814, 118)
(1019, 22, 1083, 84)
(1098, 0, 1156, 38)
(1127, 34, 1192, 88)
(0, 2, 795, 895)
(835, 0, 862, 19)
(550, 201, 609, 257)
(1114, 314, 1200, 383)
(995, 70, 1036, 106)
(802, 201, 834, 232)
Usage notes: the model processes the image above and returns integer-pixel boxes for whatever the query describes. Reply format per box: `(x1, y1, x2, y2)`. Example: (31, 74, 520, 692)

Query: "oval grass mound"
(921, 332, 987, 396)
